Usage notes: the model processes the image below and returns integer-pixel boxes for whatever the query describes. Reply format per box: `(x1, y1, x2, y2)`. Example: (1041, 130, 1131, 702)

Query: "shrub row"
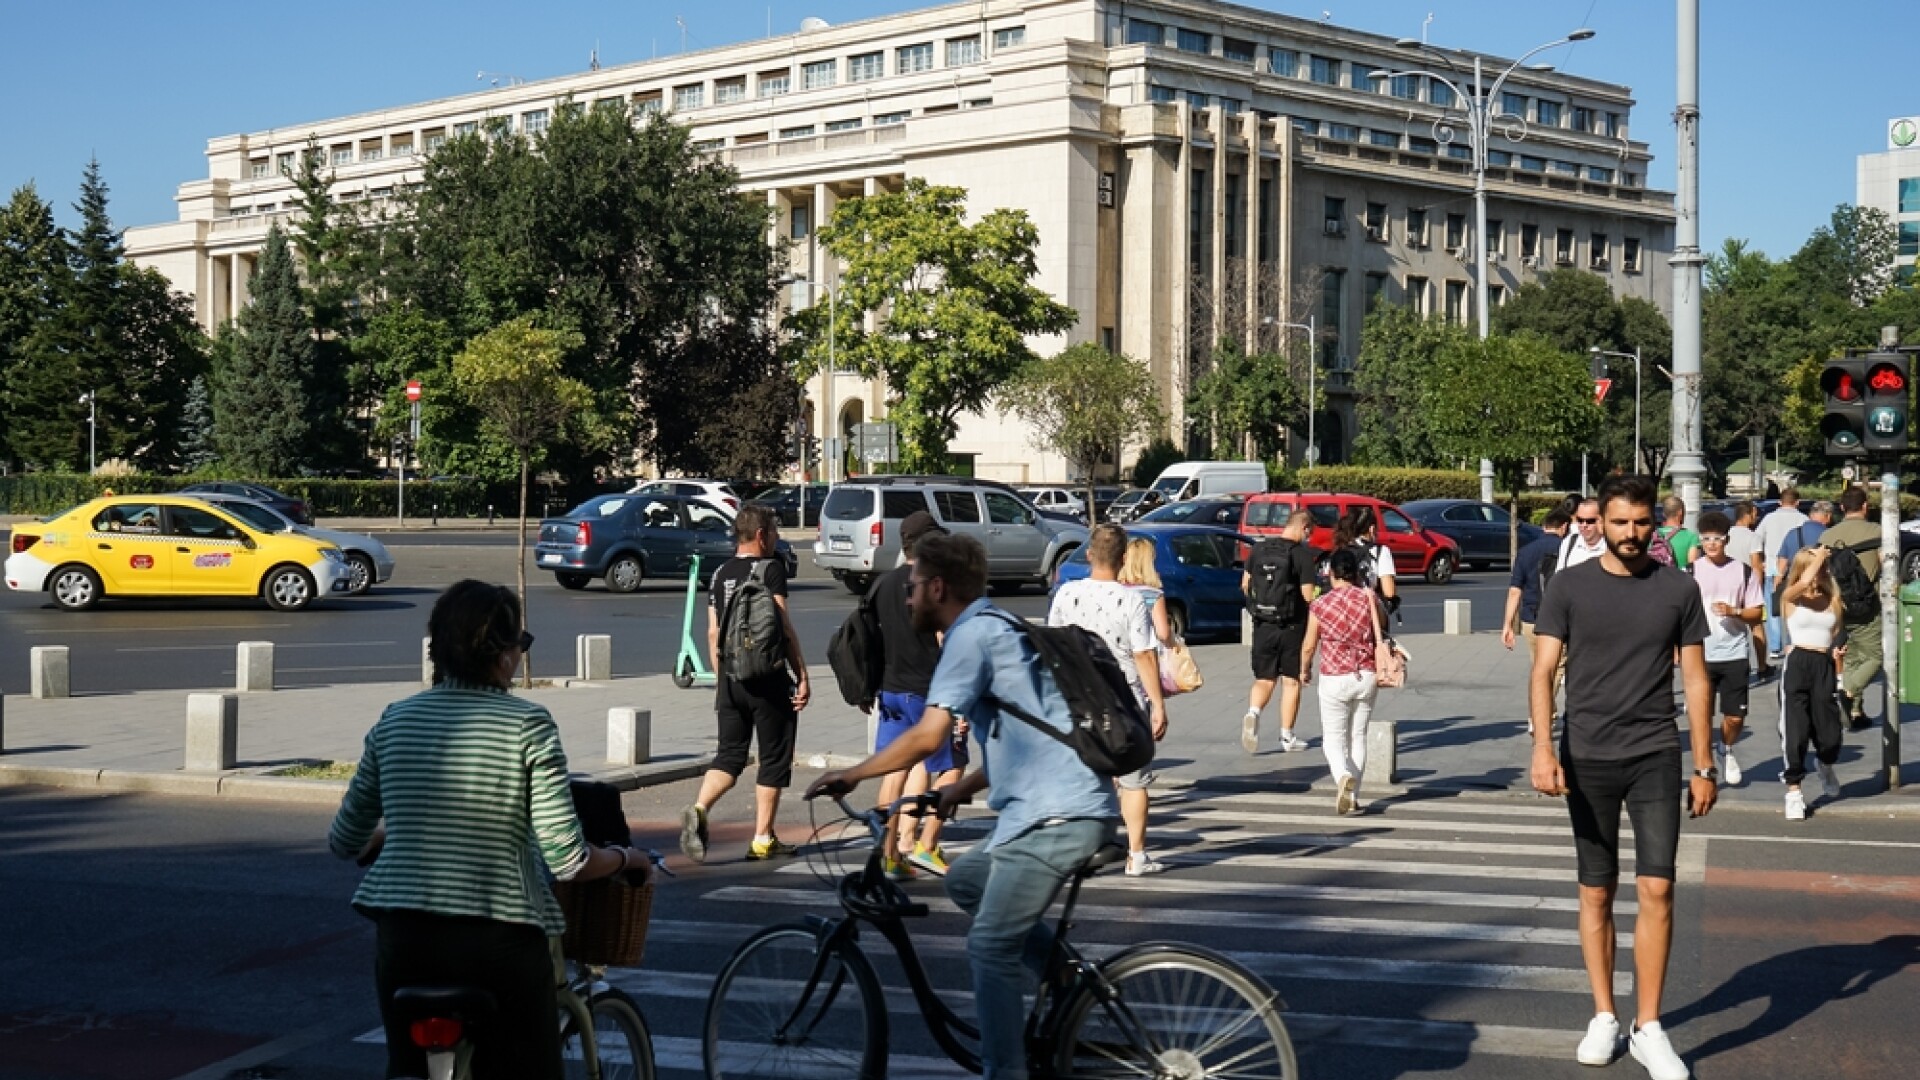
(1290, 467, 1481, 504)
(0, 474, 624, 520)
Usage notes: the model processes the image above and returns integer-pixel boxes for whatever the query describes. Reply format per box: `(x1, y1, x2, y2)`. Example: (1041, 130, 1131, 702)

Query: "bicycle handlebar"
(833, 792, 947, 843)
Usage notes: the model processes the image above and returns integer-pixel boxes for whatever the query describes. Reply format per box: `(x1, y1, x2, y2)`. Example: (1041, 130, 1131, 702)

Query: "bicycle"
(701, 795, 1297, 1079)
(388, 850, 670, 1080)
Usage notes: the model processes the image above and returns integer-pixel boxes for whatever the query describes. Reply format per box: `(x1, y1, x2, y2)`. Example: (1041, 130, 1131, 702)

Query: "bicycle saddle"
(390, 987, 499, 1025)
(1076, 843, 1128, 878)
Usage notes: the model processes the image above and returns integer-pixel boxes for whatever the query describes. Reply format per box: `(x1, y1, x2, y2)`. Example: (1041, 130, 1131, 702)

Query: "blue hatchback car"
(1051, 524, 1250, 642)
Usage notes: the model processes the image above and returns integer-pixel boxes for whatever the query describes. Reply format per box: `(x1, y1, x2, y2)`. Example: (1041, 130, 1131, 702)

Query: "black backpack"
(1826, 539, 1881, 615)
(718, 560, 786, 682)
(1245, 538, 1308, 624)
(827, 590, 883, 708)
(982, 610, 1155, 777)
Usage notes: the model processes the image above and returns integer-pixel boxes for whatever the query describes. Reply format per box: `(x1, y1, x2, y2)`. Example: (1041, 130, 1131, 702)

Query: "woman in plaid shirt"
(1300, 547, 1382, 816)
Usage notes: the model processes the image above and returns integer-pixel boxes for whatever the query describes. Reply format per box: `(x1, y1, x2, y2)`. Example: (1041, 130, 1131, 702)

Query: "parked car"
(5, 495, 349, 611)
(1106, 488, 1166, 523)
(1139, 494, 1249, 528)
(535, 493, 794, 592)
(1053, 524, 1249, 642)
(1017, 486, 1087, 522)
(814, 476, 1087, 594)
(1241, 492, 1461, 584)
(177, 481, 313, 525)
(1148, 461, 1268, 502)
(628, 478, 742, 511)
(187, 493, 395, 595)
(1400, 499, 1544, 570)
(1088, 485, 1128, 521)
(758, 483, 830, 528)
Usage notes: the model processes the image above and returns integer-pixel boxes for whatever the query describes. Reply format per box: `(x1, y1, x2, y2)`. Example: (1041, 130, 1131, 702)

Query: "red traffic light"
(1868, 363, 1907, 396)
(1822, 366, 1861, 402)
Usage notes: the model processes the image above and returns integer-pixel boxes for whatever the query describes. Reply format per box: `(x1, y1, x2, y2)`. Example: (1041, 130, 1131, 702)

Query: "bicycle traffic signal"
(1861, 352, 1911, 453)
(1820, 357, 1868, 457)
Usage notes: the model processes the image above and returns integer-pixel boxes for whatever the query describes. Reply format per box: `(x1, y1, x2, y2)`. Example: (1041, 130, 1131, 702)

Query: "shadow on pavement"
(1667, 934, 1920, 1063)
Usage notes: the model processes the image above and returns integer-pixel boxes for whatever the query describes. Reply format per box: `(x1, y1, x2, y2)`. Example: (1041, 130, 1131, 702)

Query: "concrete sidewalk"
(5, 630, 1918, 817)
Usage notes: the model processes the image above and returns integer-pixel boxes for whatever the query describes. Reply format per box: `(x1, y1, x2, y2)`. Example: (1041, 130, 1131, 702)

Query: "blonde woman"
(1777, 545, 1844, 821)
(1119, 537, 1174, 647)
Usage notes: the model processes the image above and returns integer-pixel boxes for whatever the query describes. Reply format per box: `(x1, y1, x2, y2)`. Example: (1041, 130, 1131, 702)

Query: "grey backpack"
(720, 560, 786, 682)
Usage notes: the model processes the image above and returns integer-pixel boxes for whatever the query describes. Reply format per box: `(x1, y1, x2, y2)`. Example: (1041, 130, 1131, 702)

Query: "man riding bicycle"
(809, 532, 1119, 1080)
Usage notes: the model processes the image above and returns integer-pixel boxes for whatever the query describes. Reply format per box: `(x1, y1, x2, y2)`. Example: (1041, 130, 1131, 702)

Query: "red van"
(1241, 492, 1460, 584)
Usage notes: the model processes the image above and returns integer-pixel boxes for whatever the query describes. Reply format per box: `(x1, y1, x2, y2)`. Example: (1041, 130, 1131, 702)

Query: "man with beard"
(1528, 475, 1716, 1080)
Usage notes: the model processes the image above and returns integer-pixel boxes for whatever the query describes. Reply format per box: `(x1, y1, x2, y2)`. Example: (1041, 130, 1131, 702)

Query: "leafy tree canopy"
(999, 342, 1164, 505)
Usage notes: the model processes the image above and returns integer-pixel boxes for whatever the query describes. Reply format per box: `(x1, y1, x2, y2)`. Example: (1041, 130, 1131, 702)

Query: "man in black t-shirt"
(1529, 475, 1714, 1080)
(868, 510, 968, 878)
(680, 503, 810, 864)
(1241, 509, 1321, 754)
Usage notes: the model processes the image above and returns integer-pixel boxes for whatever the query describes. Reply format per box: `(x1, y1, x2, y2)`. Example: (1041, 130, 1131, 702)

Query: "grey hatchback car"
(813, 477, 1087, 594)
(534, 493, 796, 592)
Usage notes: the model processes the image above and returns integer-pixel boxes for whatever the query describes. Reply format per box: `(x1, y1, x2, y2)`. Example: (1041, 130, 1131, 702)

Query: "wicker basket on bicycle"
(551, 873, 654, 967)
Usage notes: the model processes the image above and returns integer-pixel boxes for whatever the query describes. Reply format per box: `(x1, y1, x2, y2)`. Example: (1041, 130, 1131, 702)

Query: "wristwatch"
(1693, 767, 1719, 783)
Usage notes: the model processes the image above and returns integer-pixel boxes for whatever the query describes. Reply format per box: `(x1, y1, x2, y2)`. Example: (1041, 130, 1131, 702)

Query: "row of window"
(1294, 118, 1634, 183)
(1325, 196, 1643, 271)
(672, 25, 1023, 108)
(1122, 16, 1625, 138)
(1901, 177, 1920, 215)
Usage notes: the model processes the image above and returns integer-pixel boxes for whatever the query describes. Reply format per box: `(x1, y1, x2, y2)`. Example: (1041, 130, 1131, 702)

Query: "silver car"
(185, 495, 395, 595)
(813, 478, 1087, 594)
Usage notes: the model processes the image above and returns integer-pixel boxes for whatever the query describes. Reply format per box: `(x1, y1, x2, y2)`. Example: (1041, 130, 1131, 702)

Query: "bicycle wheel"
(1051, 943, 1297, 1080)
(561, 987, 655, 1080)
(703, 923, 887, 1080)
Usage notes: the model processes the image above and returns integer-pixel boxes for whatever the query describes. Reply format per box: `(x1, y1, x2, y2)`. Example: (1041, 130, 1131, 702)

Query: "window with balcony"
(330, 145, 352, 166)
(758, 70, 790, 97)
(1590, 233, 1610, 269)
(632, 91, 662, 116)
(947, 36, 982, 66)
(715, 77, 746, 104)
(391, 138, 414, 156)
(874, 110, 909, 126)
(672, 84, 704, 110)
(1174, 28, 1210, 53)
(1623, 237, 1642, 272)
(1555, 228, 1576, 265)
(1268, 48, 1297, 77)
(1364, 202, 1388, 241)
(1323, 196, 1346, 236)
(522, 109, 548, 135)
(1501, 92, 1528, 118)
(1127, 19, 1164, 46)
(249, 158, 270, 178)
(1445, 213, 1466, 249)
(1407, 208, 1429, 247)
(825, 118, 861, 132)
(1537, 101, 1562, 127)
(993, 26, 1025, 49)
(1223, 37, 1255, 63)
(1521, 223, 1540, 259)
(779, 125, 815, 140)
(454, 121, 479, 137)
(276, 152, 295, 175)
(896, 43, 932, 73)
(849, 51, 883, 81)
(803, 59, 837, 88)
(1309, 56, 1340, 85)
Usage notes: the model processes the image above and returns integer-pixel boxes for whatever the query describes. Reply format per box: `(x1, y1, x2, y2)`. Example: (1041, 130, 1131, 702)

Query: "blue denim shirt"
(926, 599, 1119, 849)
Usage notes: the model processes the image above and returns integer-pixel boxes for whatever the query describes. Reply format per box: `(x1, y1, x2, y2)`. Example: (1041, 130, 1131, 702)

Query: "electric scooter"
(671, 553, 717, 689)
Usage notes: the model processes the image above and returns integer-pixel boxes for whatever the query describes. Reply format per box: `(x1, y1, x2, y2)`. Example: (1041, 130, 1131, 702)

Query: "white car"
(186, 494, 396, 595)
(629, 478, 741, 511)
(1018, 487, 1087, 521)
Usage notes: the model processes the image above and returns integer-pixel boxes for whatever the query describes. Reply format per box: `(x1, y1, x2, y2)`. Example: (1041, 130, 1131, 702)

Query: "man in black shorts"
(1530, 475, 1715, 1080)
(1241, 509, 1320, 754)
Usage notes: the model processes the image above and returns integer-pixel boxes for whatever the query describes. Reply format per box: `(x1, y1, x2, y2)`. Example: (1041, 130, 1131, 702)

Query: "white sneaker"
(1241, 710, 1261, 755)
(1334, 775, 1357, 816)
(1817, 762, 1841, 802)
(1279, 729, 1306, 753)
(1784, 788, 1807, 821)
(1125, 851, 1165, 876)
(1720, 749, 1743, 786)
(1576, 1012, 1620, 1066)
(1628, 1021, 1689, 1080)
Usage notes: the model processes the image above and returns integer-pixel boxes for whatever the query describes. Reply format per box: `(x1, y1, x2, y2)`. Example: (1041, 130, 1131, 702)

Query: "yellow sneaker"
(746, 836, 799, 860)
(881, 855, 917, 881)
(906, 845, 949, 876)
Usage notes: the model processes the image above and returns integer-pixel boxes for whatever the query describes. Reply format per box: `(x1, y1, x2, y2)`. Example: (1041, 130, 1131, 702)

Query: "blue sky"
(1, 0, 1908, 260)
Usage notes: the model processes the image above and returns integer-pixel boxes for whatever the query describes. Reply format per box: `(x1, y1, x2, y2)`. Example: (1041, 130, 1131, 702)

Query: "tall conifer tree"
(213, 226, 311, 475)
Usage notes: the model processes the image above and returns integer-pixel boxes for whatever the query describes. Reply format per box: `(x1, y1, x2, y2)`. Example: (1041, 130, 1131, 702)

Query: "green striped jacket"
(328, 681, 589, 934)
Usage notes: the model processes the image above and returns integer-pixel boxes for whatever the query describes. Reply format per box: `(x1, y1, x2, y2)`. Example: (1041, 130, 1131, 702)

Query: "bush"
(0, 473, 625, 519)
(1291, 467, 1481, 503)
(1130, 438, 1184, 488)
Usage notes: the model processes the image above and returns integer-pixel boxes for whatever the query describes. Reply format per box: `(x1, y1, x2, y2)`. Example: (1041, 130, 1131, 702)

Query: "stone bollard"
(607, 708, 653, 766)
(186, 692, 239, 771)
(576, 634, 612, 682)
(30, 646, 69, 699)
(236, 641, 275, 692)
(421, 636, 433, 688)
(1443, 599, 1472, 636)
(1363, 720, 1399, 791)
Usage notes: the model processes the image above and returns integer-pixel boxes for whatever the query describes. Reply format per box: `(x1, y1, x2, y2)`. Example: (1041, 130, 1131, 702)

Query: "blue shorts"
(877, 691, 966, 774)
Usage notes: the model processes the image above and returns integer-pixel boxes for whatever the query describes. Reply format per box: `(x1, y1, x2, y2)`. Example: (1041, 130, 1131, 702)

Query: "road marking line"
(1179, 807, 1577, 838)
(1183, 827, 1584, 860)
(1162, 788, 1573, 820)
(1687, 833, 1920, 850)
(1676, 834, 1707, 887)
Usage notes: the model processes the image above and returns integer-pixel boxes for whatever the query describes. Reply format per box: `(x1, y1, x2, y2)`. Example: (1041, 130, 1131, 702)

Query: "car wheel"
(1903, 547, 1920, 585)
(1425, 552, 1456, 585)
(49, 565, 102, 612)
(1046, 546, 1079, 587)
(263, 565, 317, 611)
(556, 572, 590, 590)
(1168, 601, 1190, 641)
(605, 554, 644, 593)
(343, 552, 376, 596)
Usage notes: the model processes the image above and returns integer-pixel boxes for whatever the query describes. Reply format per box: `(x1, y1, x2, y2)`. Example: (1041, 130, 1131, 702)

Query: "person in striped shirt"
(329, 580, 644, 1080)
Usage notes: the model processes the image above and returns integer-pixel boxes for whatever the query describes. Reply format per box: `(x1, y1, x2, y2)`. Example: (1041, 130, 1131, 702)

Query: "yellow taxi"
(5, 495, 351, 611)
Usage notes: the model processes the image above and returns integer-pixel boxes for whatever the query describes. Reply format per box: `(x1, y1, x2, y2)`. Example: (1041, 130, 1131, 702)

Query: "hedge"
(0, 474, 625, 520)
(1291, 467, 1482, 504)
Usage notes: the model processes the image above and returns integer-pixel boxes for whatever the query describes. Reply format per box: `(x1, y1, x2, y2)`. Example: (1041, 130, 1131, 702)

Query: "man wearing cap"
(868, 510, 969, 877)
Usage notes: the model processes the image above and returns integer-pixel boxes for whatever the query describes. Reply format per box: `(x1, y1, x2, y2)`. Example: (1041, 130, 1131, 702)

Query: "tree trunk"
(517, 452, 531, 690)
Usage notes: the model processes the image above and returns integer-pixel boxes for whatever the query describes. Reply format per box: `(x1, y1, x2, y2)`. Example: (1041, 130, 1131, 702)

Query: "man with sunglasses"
(1556, 497, 1608, 572)
(1688, 511, 1764, 785)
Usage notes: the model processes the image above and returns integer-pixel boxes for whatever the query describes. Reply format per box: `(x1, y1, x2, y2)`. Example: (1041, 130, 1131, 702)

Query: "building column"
(1209, 106, 1227, 350)
(231, 253, 252, 316)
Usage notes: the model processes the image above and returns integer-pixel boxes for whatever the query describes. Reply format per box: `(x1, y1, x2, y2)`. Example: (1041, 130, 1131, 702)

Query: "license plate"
(539, 553, 561, 565)
(830, 537, 852, 551)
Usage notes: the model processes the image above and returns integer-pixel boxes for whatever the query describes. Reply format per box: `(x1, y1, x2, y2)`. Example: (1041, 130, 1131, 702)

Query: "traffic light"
(1820, 357, 1868, 457)
(1861, 352, 1911, 453)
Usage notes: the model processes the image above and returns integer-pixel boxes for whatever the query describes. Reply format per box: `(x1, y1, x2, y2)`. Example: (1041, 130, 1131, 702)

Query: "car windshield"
(1150, 476, 1186, 497)
(823, 488, 874, 521)
(1143, 501, 1210, 522)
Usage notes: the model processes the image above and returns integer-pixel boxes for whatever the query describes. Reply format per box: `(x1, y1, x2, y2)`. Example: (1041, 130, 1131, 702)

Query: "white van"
(1148, 461, 1269, 502)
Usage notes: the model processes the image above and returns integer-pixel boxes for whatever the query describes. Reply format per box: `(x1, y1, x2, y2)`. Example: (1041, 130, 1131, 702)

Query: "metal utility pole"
(1878, 325, 1906, 790)
(1667, 0, 1707, 526)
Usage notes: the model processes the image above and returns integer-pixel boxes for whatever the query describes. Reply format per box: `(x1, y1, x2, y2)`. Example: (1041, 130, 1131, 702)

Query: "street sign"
(406, 380, 422, 403)
(1594, 378, 1612, 405)
(855, 421, 898, 464)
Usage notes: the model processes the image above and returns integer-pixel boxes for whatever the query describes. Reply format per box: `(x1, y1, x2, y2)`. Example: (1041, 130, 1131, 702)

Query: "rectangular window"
(874, 110, 909, 126)
(1900, 177, 1920, 214)
(1365, 271, 1388, 310)
(1487, 149, 1512, 166)
(993, 26, 1025, 49)
(1222, 37, 1255, 63)
(1623, 237, 1642, 272)
(1310, 56, 1340, 85)
(1407, 208, 1428, 247)
(1587, 166, 1615, 183)
(1268, 48, 1297, 77)
(1323, 196, 1346, 236)
(1548, 160, 1578, 175)
(1369, 131, 1398, 148)
(849, 51, 883, 81)
(1490, 284, 1507, 307)
(1407, 136, 1437, 155)
(1603, 112, 1621, 137)
(1571, 106, 1593, 133)
(632, 91, 662, 115)
(424, 133, 446, 153)
(1365, 202, 1388, 241)
(391, 137, 414, 156)
(522, 109, 548, 134)
(1487, 219, 1505, 255)
(790, 206, 810, 239)
(691, 138, 723, 153)
(1127, 19, 1164, 46)
(249, 158, 270, 179)
(330, 145, 352, 166)
(1898, 222, 1920, 259)
(758, 70, 790, 97)
(1521, 223, 1540, 259)
(1325, 122, 1357, 141)
(715, 77, 746, 104)
(1591, 233, 1611, 268)
(455, 121, 479, 137)
(1445, 143, 1471, 161)
(1320, 269, 1345, 369)
(1148, 85, 1177, 103)
(672, 84, 704, 110)
(1389, 75, 1420, 100)
(1445, 213, 1466, 249)
(1406, 275, 1429, 315)
(1175, 28, 1210, 53)
(779, 125, 815, 140)
(1519, 155, 1547, 172)
(1187, 91, 1210, 111)
(1445, 280, 1467, 322)
(1537, 101, 1562, 127)
(825, 118, 861, 132)
(947, 36, 982, 66)
(360, 142, 383, 162)
(1556, 228, 1576, 264)
(1501, 92, 1528, 118)
(276, 151, 295, 174)
(803, 59, 838, 88)
(1220, 98, 1244, 115)
(896, 43, 932, 73)
(1429, 81, 1455, 107)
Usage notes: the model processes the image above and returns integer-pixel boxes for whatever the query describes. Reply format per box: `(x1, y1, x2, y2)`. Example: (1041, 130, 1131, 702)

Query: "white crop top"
(1784, 601, 1838, 650)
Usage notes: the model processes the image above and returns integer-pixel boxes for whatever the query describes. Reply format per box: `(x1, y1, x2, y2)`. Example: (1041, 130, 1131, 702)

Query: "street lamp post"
(1264, 315, 1318, 466)
(78, 390, 96, 474)
(782, 275, 838, 493)
(1590, 347, 1642, 474)
(1372, 28, 1596, 502)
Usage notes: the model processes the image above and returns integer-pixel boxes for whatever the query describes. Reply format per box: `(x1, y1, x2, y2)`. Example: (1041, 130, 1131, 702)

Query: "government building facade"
(126, 0, 1674, 481)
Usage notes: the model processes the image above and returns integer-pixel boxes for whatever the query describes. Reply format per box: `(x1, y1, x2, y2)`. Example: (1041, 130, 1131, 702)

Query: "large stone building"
(1857, 115, 1920, 288)
(126, 0, 1674, 480)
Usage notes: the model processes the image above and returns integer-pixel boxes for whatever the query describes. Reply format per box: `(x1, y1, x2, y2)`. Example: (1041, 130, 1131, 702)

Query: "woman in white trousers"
(1300, 547, 1381, 815)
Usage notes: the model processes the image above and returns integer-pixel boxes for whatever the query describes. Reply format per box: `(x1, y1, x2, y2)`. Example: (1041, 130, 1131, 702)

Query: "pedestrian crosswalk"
(357, 782, 1643, 1075)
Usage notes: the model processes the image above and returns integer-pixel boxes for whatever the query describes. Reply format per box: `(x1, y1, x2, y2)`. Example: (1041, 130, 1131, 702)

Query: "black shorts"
(714, 676, 799, 787)
(1564, 747, 1681, 887)
(1250, 620, 1305, 682)
(1704, 659, 1750, 718)
(376, 911, 560, 1080)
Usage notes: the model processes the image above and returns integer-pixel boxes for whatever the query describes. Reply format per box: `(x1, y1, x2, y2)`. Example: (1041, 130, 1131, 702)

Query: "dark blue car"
(1052, 524, 1250, 642)
(534, 493, 796, 592)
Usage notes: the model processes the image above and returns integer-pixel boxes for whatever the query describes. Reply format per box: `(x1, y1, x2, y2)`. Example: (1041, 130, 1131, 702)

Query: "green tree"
(1350, 305, 1468, 467)
(998, 343, 1165, 511)
(455, 315, 592, 683)
(1184, 340, 1307, 461)
(803, 179, 1076, 471)
(1491, 270, 1626, 357)
(113, 265, 209, 471)
(1425, 333, 1599, 559)
(0, 183, 69, 468)
(288, 138, 377, 470)
(177, 375, 218, 471)
(213, 227, 312, 476)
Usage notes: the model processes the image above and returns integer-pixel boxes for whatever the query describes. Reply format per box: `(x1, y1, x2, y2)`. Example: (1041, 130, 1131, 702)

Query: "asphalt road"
(1, 534, 1512, 696)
